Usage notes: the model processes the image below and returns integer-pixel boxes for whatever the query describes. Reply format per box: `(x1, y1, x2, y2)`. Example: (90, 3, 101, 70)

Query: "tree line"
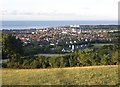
(2, 45, 119, 69)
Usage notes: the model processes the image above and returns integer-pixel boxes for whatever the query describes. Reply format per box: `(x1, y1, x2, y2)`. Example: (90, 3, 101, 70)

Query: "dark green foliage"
(2, 34, 24, 59)
(2, 44, 119, 69)
(30, 60, 40, 68)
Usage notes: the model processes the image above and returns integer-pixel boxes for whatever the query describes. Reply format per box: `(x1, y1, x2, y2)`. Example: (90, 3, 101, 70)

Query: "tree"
(2, 34, 24, 59)
(111, 50, 119, 65)
(100, 54, 107, 65)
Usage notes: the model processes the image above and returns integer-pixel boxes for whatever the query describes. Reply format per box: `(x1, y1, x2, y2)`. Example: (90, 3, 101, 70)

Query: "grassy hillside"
(2, 65, 118, 85)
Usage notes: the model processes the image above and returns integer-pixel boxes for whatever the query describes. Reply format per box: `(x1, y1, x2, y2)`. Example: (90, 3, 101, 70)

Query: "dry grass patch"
(2, 65, 118, 85)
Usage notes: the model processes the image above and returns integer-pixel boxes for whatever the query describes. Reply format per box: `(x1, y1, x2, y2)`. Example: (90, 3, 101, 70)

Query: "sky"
(0, 0, 119, 21)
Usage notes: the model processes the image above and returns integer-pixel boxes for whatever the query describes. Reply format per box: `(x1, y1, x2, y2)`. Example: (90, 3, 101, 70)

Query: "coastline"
(1, 20, 118, 30)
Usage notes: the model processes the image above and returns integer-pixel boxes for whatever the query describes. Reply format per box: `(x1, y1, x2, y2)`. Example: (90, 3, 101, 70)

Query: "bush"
(2, 63, 7, 68)
(3, 44, 118, 69)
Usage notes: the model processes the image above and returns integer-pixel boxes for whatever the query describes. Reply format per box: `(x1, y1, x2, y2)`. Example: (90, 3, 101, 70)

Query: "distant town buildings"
(2, 25, 118, 53)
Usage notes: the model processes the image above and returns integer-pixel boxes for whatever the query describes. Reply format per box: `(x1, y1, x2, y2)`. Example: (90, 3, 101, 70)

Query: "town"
(2, 25, 118, 54)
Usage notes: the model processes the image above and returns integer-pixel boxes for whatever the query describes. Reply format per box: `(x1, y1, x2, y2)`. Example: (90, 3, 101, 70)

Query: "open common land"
(2, 65, 118, 85)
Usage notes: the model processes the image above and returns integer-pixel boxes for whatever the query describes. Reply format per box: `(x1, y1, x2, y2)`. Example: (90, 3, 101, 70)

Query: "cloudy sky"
(0, 0, 119, 21)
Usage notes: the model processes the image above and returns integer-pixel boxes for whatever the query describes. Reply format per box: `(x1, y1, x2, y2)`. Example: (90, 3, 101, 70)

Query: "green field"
(92, 44, 114, 48)
(2, 65, 118, 85)
(37, 54, 64, 57)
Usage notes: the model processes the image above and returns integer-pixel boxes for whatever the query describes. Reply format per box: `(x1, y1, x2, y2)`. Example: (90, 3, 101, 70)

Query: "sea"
(0, 21, 117, 30)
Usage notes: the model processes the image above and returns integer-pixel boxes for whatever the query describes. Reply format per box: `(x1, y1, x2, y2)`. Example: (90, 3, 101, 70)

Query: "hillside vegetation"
(2, 65, 118, 85)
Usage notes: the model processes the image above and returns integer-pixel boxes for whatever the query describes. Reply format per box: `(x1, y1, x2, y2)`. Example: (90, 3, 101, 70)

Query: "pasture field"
(37, 54, 64, 57)
(2, 65, 119, 85)
(92, 43, 114, 48)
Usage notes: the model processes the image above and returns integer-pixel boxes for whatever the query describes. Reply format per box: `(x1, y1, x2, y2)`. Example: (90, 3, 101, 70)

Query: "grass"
(2, 65, 119, 85)
(92, 43, 114, 48)
(37, 54, 64, 57)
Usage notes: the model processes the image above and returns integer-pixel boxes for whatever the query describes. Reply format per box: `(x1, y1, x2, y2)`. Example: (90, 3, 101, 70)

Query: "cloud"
(1, 6, 117, 21)
(1, 0, 119, 20)
(2, 10, 33, 15)
(2, 10, 77, 16)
